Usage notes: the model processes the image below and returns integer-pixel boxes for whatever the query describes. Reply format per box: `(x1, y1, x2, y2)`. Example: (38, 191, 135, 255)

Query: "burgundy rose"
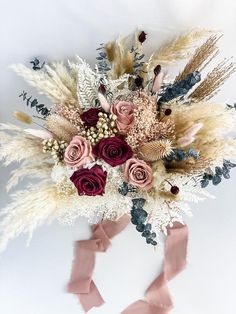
(70, 165, 107, 196)
(93, 136, 133, 167)
(80, 108, 101, 127)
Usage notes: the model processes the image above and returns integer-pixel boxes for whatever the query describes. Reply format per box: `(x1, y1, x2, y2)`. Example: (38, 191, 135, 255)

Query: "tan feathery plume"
(0, 123, 48, 165)
(190, 59, 236, 100)
(46, 114, 78, 142)
(148, 29, 212, 69)
(13, 111, 32, 124)
(105, 31, 142, 79)
(175, 34, 221, 82)
(138, 139, 173, 161)
(11, 62, 78, 107)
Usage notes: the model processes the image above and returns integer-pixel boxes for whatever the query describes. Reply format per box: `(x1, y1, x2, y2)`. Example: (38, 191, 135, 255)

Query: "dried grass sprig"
(11, 62, 78, 106)
(190, 59, 236, 100)
(105, 31, 142, 79)
(175, 34, 221, 82)
(46, 114, 78, 142)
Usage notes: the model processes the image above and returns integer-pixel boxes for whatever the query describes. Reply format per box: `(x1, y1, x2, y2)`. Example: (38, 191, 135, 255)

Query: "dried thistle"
(46, 114, 78, 142)
(190, 59, 236, 100)
(13, 111, 32, 124)
(138, 139, 173, 161)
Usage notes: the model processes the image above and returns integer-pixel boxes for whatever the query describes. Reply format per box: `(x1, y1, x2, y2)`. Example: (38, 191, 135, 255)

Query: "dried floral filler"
(1, 30, 236, 313)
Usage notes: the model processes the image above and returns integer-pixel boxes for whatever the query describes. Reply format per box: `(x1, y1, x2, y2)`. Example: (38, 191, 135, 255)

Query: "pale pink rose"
(124, 158, 153, 190)
(64, 136, 95, 168)
(110, 101, 135, 134)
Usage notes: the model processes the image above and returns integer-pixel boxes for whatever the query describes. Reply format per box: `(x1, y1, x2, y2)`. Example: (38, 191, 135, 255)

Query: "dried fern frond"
(13, 111, 32, 124)
(148, 29, 212, 69)
(11, 62, 78, 106)
(190, 59, 236, 100)
(175, 34, 221, 82)
(46, 114, 78, 142)
(138, 139, 173, 161)
(0, 123, 47, 165)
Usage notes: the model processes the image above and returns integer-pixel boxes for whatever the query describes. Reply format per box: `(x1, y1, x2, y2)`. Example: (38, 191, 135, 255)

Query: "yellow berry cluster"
(42, 139, 68, 164)
(82, 112, 118, 145)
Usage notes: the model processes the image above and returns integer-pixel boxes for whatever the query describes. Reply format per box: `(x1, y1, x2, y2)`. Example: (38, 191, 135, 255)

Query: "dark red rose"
(70, 165, 107, 196)
(80, 108, 101, 127)
(93, 136, 133, 167)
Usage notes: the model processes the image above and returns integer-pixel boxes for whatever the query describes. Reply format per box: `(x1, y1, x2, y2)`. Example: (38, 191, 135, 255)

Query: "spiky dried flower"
(138, 139, 173, 161)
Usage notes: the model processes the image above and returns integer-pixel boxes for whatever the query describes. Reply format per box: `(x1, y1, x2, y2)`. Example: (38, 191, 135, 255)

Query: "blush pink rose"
(64, 135, 95, 168)
(110, 101, 135, 134)
(124, 158, 153, 190)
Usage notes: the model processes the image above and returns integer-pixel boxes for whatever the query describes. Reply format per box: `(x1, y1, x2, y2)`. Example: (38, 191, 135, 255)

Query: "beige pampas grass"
(11, 62, 78, 106)
(0, 182, 61, 252)
(105, 30, 142, 79)
(167, 101, 236, 171)
(46, 114, 78, 142)
(13, 111, 32, 124)
(6, 162, 53, 192)
(138, 139, 173, 161)
(0, 123, 47, 165)
(148, 29, 212, 69)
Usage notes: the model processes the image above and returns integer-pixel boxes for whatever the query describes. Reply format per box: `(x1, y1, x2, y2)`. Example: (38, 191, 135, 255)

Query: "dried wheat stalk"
(175, 34, 221, 82)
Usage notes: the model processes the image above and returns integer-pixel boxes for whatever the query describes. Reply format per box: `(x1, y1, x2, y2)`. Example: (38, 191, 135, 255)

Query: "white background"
(0, 1, 236, 313)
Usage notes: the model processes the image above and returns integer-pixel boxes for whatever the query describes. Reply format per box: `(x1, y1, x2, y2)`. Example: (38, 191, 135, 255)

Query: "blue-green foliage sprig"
(158, 71, 201, 104)
(96, 44, 111, 73)
(130, 198, 157, 246)
(201, 159, 236, 188)
(165, 148, 200, 162)
(19, 91, 50, 118)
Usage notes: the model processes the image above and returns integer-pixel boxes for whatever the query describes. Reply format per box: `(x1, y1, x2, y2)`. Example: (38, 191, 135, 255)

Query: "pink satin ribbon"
(67, 217, 188, 313)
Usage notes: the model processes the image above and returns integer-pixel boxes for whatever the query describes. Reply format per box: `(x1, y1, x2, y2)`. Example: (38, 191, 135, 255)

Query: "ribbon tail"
(122, 223, 188, 314)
